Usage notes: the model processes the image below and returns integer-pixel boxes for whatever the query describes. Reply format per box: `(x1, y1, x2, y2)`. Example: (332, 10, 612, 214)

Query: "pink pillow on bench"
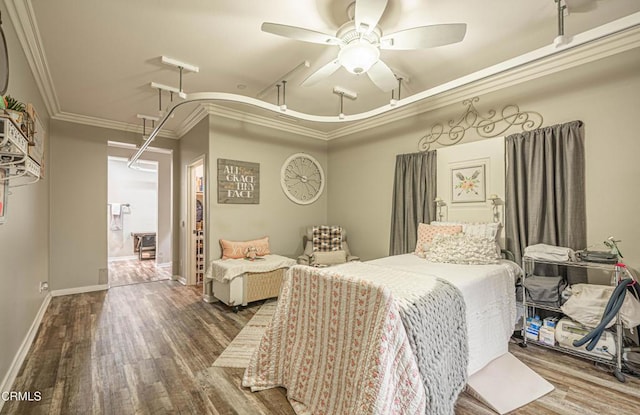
(414, 223, 462, 256)
(220, 237, 271, 259)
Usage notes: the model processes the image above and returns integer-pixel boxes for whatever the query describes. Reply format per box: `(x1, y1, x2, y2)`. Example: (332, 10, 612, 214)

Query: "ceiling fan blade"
(367, 60, 397, 92)
(301, 59, 341, 86)
(355, 0, 388, 33)
(380, 23, 467, 50)
(261, 22, 341, 45)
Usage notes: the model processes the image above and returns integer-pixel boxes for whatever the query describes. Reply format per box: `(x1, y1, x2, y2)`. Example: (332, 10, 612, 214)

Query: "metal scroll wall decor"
(417, 97, 544, 152)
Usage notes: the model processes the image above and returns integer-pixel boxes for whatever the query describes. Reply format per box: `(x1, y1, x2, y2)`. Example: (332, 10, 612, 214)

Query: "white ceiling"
(21, 0, 640, 137)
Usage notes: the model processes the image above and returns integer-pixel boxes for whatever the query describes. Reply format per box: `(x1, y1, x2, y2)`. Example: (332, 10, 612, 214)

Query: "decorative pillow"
(220, 237, 271, 259)
(312, 225, 343, 252)
(312, 250, 347, 266)
(431, 221, 502, 241)
(431, 221, 502, 255)
(424, 233, 500, 265)
(414, 223, 462, 256)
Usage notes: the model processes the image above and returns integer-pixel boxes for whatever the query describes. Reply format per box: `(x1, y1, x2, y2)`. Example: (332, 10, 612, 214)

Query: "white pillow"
(431, 221, 502, 241)
(312, 250, 347, 266)
(424, 233, 501, 265)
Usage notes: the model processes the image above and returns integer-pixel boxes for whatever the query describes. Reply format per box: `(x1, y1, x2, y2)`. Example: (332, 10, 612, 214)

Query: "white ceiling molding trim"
(125, 11, 639, 166)
(163, 12, 640, 144)
(53, 112, 178, 139)
(107, 141, 173, 155)
(173, 103, 328, 142)
(327, 17, 640, 139)
(8, 2, 640, 145)
(174, 104, 209, 138)
(4, 0, 59, 117)
(204, 103, 328, 141)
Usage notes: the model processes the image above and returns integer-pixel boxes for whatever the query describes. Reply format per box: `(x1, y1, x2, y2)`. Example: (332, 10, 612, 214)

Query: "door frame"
(185, 155, 206, 286)
(106, 142, 172, 287)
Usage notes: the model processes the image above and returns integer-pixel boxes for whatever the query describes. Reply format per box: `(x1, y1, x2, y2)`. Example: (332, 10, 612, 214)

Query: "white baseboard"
(51, 284, 108, 297)
(0, 293, 51, 412)
(157, 262, 172, 268)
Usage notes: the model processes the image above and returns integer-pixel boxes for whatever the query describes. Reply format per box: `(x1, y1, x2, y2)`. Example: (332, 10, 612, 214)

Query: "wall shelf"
(195, 229, 204, 284)
(0, 115, 41, 186)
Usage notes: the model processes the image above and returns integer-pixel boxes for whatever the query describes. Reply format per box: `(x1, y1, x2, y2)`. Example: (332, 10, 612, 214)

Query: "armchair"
(297, 226, 359, 266)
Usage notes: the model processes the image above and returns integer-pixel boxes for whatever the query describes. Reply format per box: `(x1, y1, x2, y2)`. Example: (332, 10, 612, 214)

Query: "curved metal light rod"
(128, 12, 640, 167)
(128, 90, 411, 167)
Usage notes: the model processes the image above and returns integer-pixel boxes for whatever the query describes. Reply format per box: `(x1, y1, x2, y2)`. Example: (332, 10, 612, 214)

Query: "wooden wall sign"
(217, 159, 260, 204)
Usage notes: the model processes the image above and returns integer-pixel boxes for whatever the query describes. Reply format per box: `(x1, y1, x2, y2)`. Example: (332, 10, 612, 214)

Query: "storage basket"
(244, 268, 285, 303)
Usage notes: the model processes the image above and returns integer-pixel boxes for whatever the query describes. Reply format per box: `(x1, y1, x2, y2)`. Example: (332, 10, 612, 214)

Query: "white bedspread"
(243, 264, 428, 414)
(205, 254, 296, 283)
(368, 254, 521, 376)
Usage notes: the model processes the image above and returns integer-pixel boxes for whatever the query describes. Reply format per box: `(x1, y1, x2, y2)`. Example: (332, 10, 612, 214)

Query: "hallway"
(108, 259, 172, 287)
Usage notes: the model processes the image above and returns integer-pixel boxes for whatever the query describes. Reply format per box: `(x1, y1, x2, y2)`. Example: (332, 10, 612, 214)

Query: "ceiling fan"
(261, 0, 467, 92)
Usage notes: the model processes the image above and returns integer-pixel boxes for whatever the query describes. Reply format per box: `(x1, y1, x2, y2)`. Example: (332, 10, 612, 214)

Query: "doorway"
(185, 157, 205, 286)
(107, 143, 173, 287)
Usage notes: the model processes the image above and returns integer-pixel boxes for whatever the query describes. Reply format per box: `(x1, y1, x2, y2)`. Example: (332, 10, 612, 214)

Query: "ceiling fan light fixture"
(338, 41, 380, 74)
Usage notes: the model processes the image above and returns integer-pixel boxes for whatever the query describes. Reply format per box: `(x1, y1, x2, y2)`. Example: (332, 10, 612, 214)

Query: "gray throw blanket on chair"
(399, 279, 468, 415)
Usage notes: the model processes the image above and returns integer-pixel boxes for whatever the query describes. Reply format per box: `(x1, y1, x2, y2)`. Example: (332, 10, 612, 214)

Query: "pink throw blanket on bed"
(243, 265, 426, 414)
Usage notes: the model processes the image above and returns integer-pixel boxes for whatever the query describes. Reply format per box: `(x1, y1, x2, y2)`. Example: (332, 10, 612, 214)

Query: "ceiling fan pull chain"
(142, 118, 146, 138)
(339, 92, 345, 119)
(397, 77, 403, 100)
(276, 84, 281, 106)
(158, 89, 162, 112)
(178, 66, 184, 93)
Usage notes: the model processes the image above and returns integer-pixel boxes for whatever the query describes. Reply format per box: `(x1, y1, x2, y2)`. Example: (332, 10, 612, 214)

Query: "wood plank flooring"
(108, 259, 172, 287)
(3, 280, 639, 414)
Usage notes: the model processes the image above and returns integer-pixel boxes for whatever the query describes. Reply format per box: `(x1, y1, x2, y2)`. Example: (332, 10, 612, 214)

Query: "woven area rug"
(212, 301, 277, 368)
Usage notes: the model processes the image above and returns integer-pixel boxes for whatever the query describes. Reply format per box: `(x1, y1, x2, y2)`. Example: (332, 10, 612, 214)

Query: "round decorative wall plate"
(280, 153, 324, 205)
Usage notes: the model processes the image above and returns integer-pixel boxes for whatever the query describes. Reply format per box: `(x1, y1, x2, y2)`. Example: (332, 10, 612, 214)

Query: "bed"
(242, 253, 521, 414)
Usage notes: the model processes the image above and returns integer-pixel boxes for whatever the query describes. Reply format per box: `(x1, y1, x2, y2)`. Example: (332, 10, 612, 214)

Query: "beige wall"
(207, 114, 328, 260)
(49, 121, 179, 290)
(436, 137, 506, 224)
(0, 2, 50, 392)
(328, 48, 640, 270)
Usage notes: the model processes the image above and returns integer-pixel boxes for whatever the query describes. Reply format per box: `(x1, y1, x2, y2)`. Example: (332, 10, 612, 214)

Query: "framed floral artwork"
(451, 164, 486, 203)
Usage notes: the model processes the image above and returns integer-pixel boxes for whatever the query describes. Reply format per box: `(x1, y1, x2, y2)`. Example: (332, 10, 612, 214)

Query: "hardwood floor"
(108, 258, 172, 287)
(3, 281, 639, 414)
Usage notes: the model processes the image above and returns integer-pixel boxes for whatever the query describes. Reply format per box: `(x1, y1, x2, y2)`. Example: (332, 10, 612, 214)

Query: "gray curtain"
(389, 151, 437, 255)
(505, 120, 586, 265)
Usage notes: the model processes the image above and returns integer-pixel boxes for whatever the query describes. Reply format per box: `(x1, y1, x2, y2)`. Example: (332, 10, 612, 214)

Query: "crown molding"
(53, 112, 178, 139)
(327, 23, 640, 140)
(5, 0, 183, 139)
(174, 104, 209, 138)
(203, 103, 329, 141)
(7, 1, 640, 144)
(4, 0, 59, 117)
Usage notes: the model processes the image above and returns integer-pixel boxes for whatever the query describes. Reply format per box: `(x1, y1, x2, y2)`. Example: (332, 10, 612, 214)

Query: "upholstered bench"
(203, 254, 296, 311)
